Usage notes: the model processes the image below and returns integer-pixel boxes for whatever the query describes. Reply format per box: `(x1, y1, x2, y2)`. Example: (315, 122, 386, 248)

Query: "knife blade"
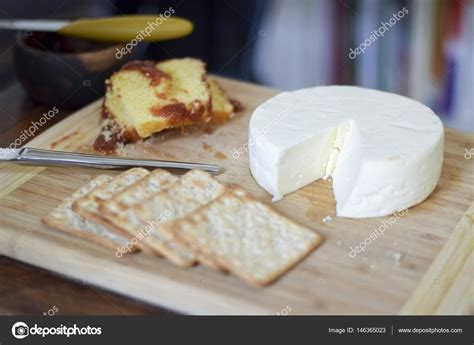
(0, 19, 69, 32)
(0, 148, 219, 174)
(0, 148, 21, 160)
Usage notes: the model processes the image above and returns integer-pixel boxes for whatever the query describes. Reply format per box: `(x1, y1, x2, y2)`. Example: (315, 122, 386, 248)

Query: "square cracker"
(172, 188, 322, 286)
(72, 168, 149, 223)
(42, 175, 132, 250)
(133, 169, 226, 269)
(99, 169, 181, 257)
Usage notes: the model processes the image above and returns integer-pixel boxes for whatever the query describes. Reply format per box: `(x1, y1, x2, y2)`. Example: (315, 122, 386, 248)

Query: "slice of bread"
(208, 77, 235, 125)
(172, 188, 322, 286)
(153, 58, 211, 131)
(42, 175, 132, 250)
(133, 169, 227, 269)
(99, 169, 179, 255)
(72, 168, 149, 228)
(93, 59, 239, 153)
(96, 58, 211, 151)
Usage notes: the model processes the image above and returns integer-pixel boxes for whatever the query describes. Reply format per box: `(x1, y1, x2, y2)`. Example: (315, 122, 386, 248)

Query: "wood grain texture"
(0, 77, 472, 315)
(400, 203, 473, 315)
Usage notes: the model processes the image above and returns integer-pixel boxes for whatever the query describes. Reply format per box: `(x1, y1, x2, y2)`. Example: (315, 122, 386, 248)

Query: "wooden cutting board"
(0, 77, 472, 315)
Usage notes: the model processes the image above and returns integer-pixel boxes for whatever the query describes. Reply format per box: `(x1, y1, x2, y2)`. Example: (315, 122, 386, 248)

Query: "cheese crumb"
(322, 215, 333, 223)
(392, 252, 403, 264)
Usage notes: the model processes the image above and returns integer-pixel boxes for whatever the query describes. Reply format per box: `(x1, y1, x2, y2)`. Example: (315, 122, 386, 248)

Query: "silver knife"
(0, 19, 69, 32)
(0, 148, 219, 174)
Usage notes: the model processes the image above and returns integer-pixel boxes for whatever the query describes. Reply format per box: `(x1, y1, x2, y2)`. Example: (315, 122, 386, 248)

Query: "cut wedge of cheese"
(249, 86, 444, 218)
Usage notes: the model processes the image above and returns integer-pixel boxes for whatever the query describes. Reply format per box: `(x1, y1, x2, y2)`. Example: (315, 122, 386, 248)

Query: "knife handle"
(58, 16, 193, 42)
(16, 148, 219, 174)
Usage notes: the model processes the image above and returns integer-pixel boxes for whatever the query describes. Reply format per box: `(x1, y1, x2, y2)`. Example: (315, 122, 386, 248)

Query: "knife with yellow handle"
(0, 15, 193, 42)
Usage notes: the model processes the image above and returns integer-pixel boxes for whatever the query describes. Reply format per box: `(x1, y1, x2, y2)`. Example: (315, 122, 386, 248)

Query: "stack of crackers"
(42, 168, 322, 286)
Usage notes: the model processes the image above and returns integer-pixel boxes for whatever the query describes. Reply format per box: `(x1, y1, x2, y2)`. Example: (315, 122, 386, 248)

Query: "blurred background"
(0, 0, 472, 131)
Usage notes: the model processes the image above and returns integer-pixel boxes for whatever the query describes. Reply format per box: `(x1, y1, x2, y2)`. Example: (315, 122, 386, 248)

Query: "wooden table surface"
(0, 82, 175, 315)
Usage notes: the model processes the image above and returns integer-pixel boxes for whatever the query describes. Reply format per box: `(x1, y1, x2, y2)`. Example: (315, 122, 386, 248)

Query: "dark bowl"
(13, 31, 142, 109)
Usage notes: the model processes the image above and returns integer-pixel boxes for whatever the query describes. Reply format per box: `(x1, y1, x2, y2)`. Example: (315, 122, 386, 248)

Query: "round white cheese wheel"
(248, 86, 444, 218)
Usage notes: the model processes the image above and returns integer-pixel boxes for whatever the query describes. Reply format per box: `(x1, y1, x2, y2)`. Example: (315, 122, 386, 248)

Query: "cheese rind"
(249, 86, 444, 218)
